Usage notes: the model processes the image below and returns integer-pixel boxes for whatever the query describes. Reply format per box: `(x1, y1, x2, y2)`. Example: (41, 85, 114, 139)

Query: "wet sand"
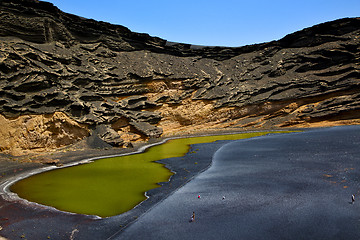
(1, 126, 360, 239)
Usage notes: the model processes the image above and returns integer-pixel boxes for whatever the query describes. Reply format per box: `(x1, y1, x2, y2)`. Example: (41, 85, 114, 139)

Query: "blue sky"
(45, 0, 359, 47)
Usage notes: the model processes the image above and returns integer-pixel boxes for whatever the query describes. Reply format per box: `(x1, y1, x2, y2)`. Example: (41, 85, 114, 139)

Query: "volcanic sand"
(1, 126, 360, 239)
(117, 125, 360, 239)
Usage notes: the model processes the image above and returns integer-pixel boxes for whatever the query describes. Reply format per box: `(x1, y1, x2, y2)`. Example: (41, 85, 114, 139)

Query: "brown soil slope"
(1, 0, 359, 155)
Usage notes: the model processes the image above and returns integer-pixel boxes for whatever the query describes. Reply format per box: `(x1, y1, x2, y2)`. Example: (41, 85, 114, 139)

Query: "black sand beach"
(118, 125, 360, 240)
(1, 126, 360, 239)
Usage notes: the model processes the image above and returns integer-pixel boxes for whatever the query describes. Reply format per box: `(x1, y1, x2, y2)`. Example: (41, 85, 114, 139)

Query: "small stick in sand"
(352, 194, 355, 204)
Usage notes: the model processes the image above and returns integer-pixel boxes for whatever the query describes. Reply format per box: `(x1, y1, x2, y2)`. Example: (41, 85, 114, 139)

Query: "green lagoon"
(11, 131, 287, 217)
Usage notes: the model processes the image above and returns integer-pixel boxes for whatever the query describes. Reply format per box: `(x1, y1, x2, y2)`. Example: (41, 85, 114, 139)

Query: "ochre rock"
(0, 112, 89, 155)
(0, 0, 359, 154)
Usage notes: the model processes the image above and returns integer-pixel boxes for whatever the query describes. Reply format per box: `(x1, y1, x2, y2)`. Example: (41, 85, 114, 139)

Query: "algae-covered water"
(10, 132, 286, 217)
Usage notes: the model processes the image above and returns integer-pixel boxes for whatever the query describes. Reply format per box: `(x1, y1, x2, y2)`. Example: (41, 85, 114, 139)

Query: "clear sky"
(45, 0, 359, 47)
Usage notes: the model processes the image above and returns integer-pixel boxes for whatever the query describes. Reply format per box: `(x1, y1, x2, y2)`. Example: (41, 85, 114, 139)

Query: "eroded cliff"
(1, 0, 359, 155)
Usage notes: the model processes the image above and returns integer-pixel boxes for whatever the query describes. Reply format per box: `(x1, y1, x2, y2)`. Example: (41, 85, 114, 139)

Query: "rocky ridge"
(0, 0, 359, 155)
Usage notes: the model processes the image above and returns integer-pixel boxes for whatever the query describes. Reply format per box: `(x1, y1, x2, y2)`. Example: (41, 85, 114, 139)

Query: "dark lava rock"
(129, 121, 163, 138)
(119, 96, 159, 110)
(96, 124, 124, 147)
(0, 0, 359, 151)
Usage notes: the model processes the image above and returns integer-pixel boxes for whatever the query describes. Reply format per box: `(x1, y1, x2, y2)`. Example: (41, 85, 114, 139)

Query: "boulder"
(96, 124, 124, 147)
(129, 121, 163, 138)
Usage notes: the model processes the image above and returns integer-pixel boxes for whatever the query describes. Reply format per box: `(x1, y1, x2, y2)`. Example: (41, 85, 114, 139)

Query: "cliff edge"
(1, 0, 359, 155)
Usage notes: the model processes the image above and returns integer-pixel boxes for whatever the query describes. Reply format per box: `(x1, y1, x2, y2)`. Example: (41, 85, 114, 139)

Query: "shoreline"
(0, 127, 299, 189)
(2, 125, 359, 239)
(0, 128, 300, 239)
(1, 125, 359, 239)
(116, 125, 360, 240)
(0, 128, 294, 215)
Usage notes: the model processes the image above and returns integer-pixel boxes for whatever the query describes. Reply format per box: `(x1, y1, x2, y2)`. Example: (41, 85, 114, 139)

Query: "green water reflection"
(10, 131, 286, 217)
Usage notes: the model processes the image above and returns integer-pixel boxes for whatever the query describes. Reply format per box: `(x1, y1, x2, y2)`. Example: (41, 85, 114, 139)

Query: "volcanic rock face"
(0, 0, 359, 154)
(0, 112, 89, 155)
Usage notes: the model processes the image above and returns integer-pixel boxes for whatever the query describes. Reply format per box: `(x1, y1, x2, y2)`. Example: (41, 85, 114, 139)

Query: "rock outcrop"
(0, 112, 89, 155)
(0, 0, 359, 155)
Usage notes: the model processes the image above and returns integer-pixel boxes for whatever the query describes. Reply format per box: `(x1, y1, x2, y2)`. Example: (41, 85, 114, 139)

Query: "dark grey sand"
(117, 125, 360, 240)
(0, 132, 234, 239)
(1, 126, 360, 239)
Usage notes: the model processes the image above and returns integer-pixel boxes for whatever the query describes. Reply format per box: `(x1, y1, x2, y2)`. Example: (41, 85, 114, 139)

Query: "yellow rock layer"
(0, 112, 89, 156)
